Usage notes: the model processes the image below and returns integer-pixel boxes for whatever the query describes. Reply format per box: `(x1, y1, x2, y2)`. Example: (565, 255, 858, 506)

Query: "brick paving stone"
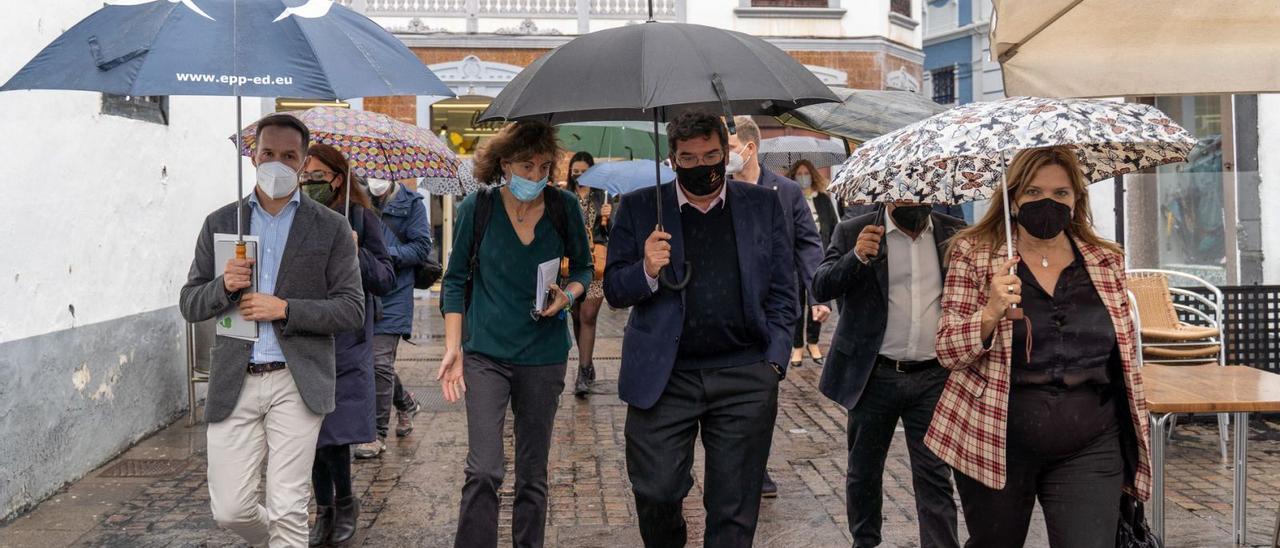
(3, 299, 1280, 547)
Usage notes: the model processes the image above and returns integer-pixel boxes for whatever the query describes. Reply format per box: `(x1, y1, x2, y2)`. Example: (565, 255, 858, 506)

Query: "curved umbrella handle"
(659, 262, 692, 291)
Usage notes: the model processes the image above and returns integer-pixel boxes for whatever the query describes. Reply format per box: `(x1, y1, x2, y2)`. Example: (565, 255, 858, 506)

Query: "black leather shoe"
(308, 505, 334, 547)
(761, 471, 778, 498)
(574, 363, 596, 397)
(331, 496, 360, 544)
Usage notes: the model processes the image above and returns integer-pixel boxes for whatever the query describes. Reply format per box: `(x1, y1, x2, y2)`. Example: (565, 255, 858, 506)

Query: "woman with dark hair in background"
(565, 151, 611, 396)
(438, 121, 593, 548)
(298, 143, 397, 546)
(785, 159, 840, 366)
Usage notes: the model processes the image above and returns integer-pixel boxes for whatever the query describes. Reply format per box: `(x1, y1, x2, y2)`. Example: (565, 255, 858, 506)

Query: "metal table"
(1144, 364, 1280, 546)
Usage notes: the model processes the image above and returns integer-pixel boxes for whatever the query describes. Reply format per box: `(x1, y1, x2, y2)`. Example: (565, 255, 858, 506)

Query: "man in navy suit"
(726, 115, 827, 497)
(812, 205, 966, 548)
(604, 111, 797, 547)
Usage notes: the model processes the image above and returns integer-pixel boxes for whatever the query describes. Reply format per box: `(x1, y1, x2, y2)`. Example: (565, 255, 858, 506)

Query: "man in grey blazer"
(180, 114, 364, 547)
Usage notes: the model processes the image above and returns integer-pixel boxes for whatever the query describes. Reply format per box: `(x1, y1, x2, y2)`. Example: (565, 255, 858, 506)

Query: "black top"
(1011, 244, 1117, 387)
(675, 198, 760, 370)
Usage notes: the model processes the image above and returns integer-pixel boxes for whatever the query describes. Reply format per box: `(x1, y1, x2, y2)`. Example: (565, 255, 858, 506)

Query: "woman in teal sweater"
(437, 120, 592, 548)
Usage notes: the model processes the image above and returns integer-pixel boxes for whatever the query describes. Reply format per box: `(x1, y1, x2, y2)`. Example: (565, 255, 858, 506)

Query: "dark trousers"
(454, 353, 566, 548)
(625, 361, 780, 548)
(312, 444, 352, 506)
(954, 384, 1124, 548)
(372, 334, 414, 439)
(846, 363, 958, 548)
(792, 285, 820, 347)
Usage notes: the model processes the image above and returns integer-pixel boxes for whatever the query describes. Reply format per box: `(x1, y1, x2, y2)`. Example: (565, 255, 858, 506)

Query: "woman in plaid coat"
(925, 146, 1151, 547)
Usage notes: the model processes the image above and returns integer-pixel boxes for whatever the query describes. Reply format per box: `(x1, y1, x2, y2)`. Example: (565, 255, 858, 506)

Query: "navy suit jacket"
(604, 181, 798, 409)
(811, 211, 966, 411)
(756, 166, 823, 305)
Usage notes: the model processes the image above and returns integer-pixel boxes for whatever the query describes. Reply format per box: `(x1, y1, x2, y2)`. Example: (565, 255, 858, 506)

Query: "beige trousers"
(206, 369, 323, 548)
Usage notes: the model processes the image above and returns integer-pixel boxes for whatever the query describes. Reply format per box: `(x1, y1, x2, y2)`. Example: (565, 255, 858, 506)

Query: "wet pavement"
(3, 300, 1279, 547)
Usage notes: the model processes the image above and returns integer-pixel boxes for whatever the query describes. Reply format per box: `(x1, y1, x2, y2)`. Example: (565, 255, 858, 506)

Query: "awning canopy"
(993, 0, 1280, 98)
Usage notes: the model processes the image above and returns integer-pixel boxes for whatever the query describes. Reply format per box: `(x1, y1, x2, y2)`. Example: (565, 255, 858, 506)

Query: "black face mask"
(1015, 198, 1072, 240)
(675, 162, 726, 198)
(890, 204, 931, 233)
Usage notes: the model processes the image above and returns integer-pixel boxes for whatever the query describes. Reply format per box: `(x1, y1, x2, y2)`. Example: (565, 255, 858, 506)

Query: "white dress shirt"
(878, 213, 943, 362)
(644, 182, 729, 292)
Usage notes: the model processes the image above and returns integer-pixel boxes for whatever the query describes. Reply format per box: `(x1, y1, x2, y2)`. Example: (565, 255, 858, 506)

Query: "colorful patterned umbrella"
(828, 96, 1198, 205)
(235, 107, 460, 185)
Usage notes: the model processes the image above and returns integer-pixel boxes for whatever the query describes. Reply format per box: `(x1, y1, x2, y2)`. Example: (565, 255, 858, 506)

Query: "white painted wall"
(1257, 94, 1280, 284)
(0, 0, 263, 343)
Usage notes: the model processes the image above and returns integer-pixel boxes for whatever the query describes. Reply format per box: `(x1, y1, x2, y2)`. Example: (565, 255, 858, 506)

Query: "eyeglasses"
(674, 150, 724, 169)
(298, 170, 336, 183)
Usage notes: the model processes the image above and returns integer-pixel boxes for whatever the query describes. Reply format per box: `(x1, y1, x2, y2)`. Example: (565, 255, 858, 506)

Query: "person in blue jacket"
(298, 144, 396, 546)
(354, 175, 435, 459)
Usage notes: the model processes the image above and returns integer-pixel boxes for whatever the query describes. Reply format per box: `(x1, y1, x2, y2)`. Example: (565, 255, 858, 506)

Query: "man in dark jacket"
(726, 116, 827, 497)
(354, 178, 434, 458)
(605, 111, 796, 547)
(811, 205, 966, 548)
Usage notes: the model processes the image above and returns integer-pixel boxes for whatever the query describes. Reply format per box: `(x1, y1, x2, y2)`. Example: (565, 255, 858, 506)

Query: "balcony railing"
(343, 0, 677, 19)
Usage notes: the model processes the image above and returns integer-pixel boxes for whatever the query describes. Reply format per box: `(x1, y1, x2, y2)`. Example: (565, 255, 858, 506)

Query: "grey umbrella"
(776, 87, 946, 144)
(479, 13, 837, 288)
(758, 136, 847, 171)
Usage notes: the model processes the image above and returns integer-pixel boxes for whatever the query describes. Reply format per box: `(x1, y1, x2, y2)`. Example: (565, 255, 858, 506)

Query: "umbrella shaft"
(653, 109, 664, 229)
(235, 95, 245, 242)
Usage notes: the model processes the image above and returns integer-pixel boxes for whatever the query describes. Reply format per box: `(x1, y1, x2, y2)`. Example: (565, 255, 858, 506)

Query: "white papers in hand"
(535, 258, 560, 312)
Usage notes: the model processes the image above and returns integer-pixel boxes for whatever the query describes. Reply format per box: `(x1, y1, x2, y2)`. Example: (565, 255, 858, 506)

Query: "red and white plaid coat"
(924, 236, 1152, 501)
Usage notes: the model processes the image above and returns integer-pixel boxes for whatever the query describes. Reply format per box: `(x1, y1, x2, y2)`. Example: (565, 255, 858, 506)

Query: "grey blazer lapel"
(274, 200, 320, 293)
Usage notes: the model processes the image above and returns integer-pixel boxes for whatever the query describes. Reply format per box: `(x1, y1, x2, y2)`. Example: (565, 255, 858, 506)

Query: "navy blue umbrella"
(2, 0, 453, 244)
(1, 0, 451, 99)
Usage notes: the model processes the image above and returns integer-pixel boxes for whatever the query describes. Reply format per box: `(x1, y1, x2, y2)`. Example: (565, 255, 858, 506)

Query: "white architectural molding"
(428, 55, 526, 97)
(805, 65, 849, 86)
(886, 68, 921, 93)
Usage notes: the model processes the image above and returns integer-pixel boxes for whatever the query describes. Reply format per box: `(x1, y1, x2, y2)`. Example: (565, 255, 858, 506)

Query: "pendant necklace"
(1040, 255, 1050, 268)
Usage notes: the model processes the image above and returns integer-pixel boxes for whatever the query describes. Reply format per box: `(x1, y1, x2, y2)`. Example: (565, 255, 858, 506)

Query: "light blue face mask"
(508, 173, 548, 202)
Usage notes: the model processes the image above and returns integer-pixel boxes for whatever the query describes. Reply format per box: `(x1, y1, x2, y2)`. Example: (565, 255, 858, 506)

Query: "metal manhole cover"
(98, 458, 189, 478)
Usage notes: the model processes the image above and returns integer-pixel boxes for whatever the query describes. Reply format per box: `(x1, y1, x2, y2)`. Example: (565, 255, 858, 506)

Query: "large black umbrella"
(479, 15, 838, 287)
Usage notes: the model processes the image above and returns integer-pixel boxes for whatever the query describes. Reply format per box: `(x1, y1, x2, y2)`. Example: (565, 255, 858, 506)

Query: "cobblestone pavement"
(3, 301, 1280, 547)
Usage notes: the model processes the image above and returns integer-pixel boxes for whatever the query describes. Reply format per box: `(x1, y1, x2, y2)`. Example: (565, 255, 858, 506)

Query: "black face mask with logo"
(1015, 198, 1072, 240)
(890, 204, 931, 233)
(675, 161, 727, 198)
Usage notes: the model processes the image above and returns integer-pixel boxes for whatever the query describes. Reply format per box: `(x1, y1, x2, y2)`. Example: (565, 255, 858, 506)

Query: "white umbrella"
(992, 0, 1280, 97)
(829, 97, 1197, 317)
(758, 136, 848, 171)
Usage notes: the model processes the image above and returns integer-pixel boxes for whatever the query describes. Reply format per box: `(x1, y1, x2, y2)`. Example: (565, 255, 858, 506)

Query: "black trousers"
(454, 353, 566, 548)
(954, 384, 1124, 548)
(625, 361, 780, 548)
(312, 444, 352, 506)
(846, 362, 959, 548)
(792, 285, 821, 347)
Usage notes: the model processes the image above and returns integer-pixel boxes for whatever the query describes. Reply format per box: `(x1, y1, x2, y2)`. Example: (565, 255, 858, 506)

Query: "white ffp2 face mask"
(725, 151, 745, 175)
(256, 161, 298, 199)
(367, 178, 393, 196)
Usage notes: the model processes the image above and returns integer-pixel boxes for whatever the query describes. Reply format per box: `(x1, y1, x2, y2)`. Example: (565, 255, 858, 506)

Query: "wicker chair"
(1127, 270, 1229, 461)
(1127, 271, 1223, 365)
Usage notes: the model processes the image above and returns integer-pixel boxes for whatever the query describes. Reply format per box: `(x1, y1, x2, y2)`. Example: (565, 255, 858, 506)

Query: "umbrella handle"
(659, 263, 692, 291)
(1007, 305, 1025, 321)
(235, 242, 247, 261)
